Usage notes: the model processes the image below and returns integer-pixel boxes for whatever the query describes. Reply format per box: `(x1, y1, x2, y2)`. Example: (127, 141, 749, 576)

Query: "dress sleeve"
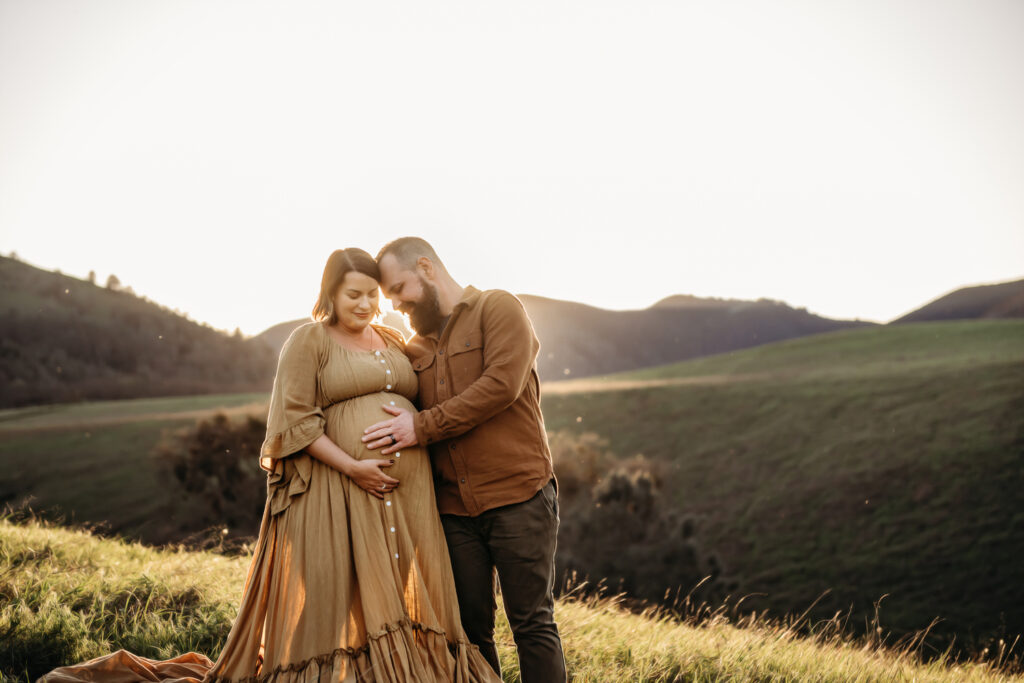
(260, 324, 326, 471)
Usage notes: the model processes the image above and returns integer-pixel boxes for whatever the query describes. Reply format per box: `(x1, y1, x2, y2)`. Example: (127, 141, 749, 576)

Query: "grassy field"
(0, 393, 268, 431)
(2, 320, 1021, 659)
(541, 320, 1024, 652)
(2, 518, 1020, 682)
(0, 393, 268, 541)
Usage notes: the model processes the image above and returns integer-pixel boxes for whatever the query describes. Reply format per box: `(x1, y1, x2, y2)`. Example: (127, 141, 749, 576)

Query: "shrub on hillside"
(154, 413, 267, 544)
(551, 430, 736, 610)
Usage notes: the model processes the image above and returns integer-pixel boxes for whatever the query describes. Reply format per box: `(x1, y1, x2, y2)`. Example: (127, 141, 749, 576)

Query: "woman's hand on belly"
(345, 458, 400, 500)
(304, 434, 399, 500)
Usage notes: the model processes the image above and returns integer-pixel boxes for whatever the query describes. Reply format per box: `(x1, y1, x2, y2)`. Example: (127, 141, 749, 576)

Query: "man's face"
(379, 254, 445, 336)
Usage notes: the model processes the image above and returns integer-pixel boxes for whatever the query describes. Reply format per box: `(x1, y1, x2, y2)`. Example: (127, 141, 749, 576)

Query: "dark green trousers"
(440, 480, 567, 682)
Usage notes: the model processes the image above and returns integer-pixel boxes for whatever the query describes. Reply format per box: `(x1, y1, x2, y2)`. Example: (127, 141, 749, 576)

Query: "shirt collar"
(454, 285, 481, 313)
(420, 285, 480, 341)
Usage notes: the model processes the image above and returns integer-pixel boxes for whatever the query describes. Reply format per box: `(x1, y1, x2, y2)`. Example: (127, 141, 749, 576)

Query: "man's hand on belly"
(362, 405, 418, 455)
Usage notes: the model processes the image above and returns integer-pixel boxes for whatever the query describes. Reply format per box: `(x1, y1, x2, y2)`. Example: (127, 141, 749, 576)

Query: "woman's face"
(332, 271, 380, 333)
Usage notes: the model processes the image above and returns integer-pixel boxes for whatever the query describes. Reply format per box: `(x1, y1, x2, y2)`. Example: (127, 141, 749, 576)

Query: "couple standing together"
(44, 237, 567, 683)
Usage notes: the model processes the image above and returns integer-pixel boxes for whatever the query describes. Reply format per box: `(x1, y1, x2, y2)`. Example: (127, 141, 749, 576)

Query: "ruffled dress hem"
(205, 617, 497, 683)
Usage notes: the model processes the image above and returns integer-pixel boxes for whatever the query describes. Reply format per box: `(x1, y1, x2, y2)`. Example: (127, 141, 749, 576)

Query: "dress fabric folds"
(40, 323, 500, 683)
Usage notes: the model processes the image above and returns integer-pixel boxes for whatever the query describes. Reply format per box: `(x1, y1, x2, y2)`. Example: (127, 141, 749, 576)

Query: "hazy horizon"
(2, 0, 1022, 335)
(6, 250, 1021, 336)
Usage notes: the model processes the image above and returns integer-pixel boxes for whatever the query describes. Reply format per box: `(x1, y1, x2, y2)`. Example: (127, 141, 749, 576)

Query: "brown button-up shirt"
(407, 286, 554, 517)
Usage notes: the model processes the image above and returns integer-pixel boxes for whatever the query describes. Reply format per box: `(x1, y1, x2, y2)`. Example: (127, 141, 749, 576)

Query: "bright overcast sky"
(1, 0, 1022, 335)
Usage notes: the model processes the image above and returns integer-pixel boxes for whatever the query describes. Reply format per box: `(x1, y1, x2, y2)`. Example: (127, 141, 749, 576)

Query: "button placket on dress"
(376, 347, 400, 562)
(388, 399, 402, 459)
(376, 349, 393, 391)
(382, 493, 399, 561)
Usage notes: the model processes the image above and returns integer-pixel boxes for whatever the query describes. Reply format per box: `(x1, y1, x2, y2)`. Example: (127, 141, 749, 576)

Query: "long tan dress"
(42, 322, 500, 683)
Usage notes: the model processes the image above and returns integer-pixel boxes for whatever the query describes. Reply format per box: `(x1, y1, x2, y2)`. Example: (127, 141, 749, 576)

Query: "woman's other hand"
(345, 458, 399, 500)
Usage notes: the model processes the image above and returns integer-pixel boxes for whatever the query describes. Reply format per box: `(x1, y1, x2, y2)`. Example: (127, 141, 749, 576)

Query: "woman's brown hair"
(312, 248, 381, 325)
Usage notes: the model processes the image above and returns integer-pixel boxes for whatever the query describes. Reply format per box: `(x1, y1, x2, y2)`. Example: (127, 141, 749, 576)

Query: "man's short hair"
(376, 236, 444, 271)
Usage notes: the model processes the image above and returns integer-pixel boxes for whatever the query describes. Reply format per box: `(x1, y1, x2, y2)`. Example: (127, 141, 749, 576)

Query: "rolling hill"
(0, 257, 277, 408)
(7, 253, 1019, 401)
(521, 293, 872, 380)
(894, 278, 1024, 323)
(540, 319, 1024, 651)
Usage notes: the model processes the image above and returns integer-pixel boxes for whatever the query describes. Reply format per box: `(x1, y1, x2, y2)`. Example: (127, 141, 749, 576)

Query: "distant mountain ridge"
(544, 277, 1023, 378)
(256, 294, 873, 382)
(651, 294, 752, 309)
(256, 278, 1024, 383)
(6, 253, 1020, 406)
(519, 294, 871, 380)
(0, 256, 276, 408)
(893, 278, 1024, 323)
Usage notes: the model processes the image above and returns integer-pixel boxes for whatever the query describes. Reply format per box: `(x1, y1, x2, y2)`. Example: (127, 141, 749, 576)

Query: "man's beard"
(406, 277, 445, 336)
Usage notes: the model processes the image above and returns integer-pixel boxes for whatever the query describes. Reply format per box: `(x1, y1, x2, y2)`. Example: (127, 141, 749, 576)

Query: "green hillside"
(2, 519, 1019, 682)
(0, 256, 276, 408)
(893, 278, 1024, 323)
(2, 320, 1021, 659)
(541, 320, 1024, 651)
(0, 393, 267, 543)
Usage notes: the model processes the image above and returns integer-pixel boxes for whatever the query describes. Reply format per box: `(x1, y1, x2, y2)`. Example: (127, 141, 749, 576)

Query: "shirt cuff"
(413, 410, 434, 446)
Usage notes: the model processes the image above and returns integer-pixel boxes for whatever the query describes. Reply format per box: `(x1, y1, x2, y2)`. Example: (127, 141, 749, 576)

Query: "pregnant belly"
(323, 392, 416, 460)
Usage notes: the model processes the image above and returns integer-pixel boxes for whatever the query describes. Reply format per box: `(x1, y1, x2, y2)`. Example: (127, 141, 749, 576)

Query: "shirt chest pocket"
(411, 352, 438, 408)
(449, 331, 484, 391)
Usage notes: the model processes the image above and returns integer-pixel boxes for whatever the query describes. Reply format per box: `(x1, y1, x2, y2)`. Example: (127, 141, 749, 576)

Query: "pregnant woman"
(43, 248, 499, 683)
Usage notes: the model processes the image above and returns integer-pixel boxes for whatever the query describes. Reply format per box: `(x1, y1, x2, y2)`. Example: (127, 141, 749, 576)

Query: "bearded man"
(361, 236, 567, 682)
